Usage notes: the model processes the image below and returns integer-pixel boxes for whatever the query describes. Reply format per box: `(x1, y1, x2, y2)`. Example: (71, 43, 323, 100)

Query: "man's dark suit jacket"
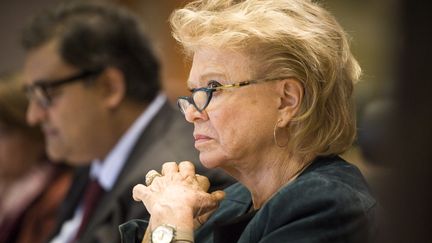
(50, 100, 234, 243)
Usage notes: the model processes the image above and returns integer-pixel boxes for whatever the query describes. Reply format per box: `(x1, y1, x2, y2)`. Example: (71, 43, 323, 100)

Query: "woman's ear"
(99, 67, 126, 109)
(277, 78, 303, 126)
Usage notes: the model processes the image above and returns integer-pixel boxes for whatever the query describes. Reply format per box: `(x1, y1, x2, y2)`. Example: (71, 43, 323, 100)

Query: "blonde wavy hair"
(170, 0, 361, 158)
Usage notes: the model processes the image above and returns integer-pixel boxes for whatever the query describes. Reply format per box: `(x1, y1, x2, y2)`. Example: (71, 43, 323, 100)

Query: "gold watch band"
(174, 229, 194, 243)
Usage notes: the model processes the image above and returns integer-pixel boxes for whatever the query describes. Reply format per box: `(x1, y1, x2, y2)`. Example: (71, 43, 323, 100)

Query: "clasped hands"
(132, 161, 225, 230)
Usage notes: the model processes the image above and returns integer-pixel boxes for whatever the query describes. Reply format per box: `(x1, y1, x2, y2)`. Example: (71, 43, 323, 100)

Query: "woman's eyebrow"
(187, 72, 228, 88)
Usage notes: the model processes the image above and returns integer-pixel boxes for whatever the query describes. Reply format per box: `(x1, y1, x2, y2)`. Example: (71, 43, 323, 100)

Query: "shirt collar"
(90, 93, 167, 190)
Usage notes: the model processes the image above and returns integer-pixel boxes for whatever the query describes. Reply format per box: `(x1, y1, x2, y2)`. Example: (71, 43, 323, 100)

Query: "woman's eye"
(207, 80, 222, 89)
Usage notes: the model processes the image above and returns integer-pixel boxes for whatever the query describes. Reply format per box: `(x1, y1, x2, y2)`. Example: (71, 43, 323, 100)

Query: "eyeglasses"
(23, 68, 103, 108)
(177, 77, 286, 114)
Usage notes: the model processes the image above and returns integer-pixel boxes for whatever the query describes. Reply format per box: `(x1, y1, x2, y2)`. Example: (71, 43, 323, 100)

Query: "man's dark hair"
(22, 2, 160, 103)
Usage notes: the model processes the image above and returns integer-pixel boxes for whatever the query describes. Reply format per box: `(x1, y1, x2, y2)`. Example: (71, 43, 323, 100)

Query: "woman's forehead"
(188, 48, 254, 86)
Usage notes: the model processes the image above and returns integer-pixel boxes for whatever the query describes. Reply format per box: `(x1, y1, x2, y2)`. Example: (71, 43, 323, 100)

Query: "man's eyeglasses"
(23, 68, 103, 108)
(177, 77, 287, 114)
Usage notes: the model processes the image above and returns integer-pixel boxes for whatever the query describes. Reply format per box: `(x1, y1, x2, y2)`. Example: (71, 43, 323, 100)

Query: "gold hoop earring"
(273, 119, 289, 148)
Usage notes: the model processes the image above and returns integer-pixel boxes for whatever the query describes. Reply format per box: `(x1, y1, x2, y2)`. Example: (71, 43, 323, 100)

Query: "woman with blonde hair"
(122, 0, 376, 242)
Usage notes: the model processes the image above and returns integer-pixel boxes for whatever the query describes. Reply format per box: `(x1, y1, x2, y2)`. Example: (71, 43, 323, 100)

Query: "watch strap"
(152, 224, 194, 243)
(174, 228, 194, 243)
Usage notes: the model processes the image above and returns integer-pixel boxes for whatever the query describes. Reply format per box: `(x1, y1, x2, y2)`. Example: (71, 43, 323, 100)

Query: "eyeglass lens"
(177, 89, 211, 114)
(192, 90, 209, 110)
(177, 99, 190, 114)
(25, 87, 50, 107)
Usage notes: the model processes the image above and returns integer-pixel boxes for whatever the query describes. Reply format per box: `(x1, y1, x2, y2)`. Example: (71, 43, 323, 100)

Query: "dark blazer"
(120, 156, 376, 243)
(50, 100, 234, 243)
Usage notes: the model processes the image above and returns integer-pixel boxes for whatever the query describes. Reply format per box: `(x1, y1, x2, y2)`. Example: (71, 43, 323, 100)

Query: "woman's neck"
(228, 153, 314, 210)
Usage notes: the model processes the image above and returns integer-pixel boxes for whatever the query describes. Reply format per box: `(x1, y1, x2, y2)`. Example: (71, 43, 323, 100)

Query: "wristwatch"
(151, 224, 193, 243)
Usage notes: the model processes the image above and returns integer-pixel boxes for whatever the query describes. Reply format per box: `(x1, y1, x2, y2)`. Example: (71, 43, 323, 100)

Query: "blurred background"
(0, 0, 399, 172)
(0, 0, 397, 109)
(1, 0, 431, 242)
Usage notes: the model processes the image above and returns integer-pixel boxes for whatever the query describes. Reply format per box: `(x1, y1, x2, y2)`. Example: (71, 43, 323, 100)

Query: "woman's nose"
(184, 104, 208, 123)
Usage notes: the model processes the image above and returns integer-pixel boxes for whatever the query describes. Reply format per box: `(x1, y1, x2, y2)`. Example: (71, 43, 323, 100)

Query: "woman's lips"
(194, 134, 212, 144)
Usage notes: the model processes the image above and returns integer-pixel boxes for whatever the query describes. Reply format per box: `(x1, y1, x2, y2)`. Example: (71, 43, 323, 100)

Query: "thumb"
(132, 184, 147, 201)
(196, 174, 210, 191)
(194, 208, 216, 229)
(211, 190, 225, 203)
(194, 191, 225, 229)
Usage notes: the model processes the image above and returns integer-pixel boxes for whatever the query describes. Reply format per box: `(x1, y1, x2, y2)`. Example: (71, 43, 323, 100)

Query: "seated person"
(0, 71, 72, 243)
(123, 0, 376, 242)
(21, 3, 234, 242)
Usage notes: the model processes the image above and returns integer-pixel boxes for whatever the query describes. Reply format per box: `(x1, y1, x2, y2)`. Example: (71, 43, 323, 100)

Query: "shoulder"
(125, 101, 198, 172)
(243, 156, 376, 242)
(142, 101, 196, 158)
(289, 156, 375, 210)
(268, 156, 375, 218)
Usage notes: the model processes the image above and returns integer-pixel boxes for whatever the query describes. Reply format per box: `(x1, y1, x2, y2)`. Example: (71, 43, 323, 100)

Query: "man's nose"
(26, 100, 47, 126)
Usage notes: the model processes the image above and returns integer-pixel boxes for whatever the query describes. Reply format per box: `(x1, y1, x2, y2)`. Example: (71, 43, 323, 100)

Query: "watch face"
(152, 225, 175, 243)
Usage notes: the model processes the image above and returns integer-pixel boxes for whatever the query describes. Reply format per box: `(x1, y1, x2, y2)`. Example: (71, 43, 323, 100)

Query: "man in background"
(21, 2, 233, 243)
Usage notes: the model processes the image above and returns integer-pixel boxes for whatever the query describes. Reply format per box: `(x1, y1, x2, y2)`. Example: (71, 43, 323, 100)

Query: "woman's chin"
(199, 152, 224, 169)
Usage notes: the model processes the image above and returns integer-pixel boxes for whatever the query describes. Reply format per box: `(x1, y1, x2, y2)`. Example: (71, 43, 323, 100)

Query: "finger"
(211, 190, 226, 203)
(194, 191, 225, 216)
(194, 208, 217, 229)
(161, 162, 178, 175)
(132, 184, 148, 201)
(199, 191, 224, 213)
(193, 218, 202, 229)
(178, 161, 196, 178)
(196, 174, 210, 191)
(145, 170, 162, 186)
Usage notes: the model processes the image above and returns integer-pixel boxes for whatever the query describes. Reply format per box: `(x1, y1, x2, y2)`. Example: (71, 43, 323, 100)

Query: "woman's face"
(184, 48, 281, 171)
(0, 123, 45, 180)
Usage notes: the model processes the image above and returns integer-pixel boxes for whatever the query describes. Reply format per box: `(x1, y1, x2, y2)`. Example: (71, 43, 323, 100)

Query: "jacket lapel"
(82, 101, 181, 237)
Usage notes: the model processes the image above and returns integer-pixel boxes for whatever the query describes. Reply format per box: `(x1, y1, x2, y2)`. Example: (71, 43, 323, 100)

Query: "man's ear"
(277, 78, 303, 127)
(99, 67, 126, 109)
